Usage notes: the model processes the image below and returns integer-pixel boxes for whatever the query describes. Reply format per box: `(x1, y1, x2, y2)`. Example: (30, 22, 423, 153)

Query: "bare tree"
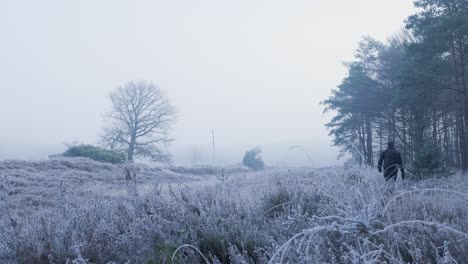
(102, 81, 177, 162)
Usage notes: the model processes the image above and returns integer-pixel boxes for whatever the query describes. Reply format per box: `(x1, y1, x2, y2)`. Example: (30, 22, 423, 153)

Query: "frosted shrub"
(242, 148, 265, 171)
(63, 145, 126, 164)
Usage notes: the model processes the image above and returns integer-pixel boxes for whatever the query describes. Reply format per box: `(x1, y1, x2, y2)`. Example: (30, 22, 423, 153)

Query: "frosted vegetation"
(0, 158, 467, 263)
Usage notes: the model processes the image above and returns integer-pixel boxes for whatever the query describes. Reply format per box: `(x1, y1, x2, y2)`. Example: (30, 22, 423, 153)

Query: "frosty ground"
(0, 158, 467, 263)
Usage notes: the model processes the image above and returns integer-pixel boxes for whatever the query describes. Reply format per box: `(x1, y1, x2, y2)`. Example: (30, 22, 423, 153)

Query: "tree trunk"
(390, 110, 396, 142)
(128, 135, 136, 161)
(442, 114, 451, 167)
(402, 110, 408, 165)
(379, 119, 383, 153)
(450, 36, 467, 172)
(432, 106, 437, 146)
(462, 96, 468, 173)
(455, 115, 462, 168)
(414, 111, 425, 153)
(359, 117, 367, 164)
(458, 38, 468, 173)
(365, 116, 373, 165)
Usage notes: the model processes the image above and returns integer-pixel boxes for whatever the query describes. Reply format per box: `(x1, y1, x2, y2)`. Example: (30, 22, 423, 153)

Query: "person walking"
(378, 142, 405, 181)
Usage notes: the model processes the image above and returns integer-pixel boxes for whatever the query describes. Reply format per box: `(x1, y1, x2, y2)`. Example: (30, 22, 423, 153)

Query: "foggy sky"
(0, 0, 415, 166)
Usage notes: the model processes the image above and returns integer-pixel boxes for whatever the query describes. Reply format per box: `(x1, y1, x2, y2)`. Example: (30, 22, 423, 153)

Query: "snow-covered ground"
(0, 158, 467, 263)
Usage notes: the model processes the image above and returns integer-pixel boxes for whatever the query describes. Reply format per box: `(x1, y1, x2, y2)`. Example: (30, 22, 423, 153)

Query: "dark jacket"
(378, 148, 405, 180)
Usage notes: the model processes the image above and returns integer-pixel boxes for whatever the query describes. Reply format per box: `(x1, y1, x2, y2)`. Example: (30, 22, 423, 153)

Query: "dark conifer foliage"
(323, 0, 468, 176)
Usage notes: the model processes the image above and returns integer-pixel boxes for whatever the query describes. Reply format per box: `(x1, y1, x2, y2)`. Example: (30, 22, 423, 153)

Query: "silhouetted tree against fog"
(324, 0, 468, 176)
(406, 0, 468, 172)
(322, 37, 384, 166)
(101, 81, 177, 162)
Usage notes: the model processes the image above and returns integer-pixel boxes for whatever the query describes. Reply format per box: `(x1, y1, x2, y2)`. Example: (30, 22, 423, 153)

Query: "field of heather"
(0, 158, 467, 263)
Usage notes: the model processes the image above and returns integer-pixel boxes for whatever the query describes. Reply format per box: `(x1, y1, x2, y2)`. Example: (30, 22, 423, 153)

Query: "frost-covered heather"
(0, 158, 222, 216)
(0, 159, 467, 263)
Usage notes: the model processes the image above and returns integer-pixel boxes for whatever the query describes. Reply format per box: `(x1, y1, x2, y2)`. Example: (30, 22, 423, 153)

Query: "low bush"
(62, 144, 125, 164)
(413, 143, 452, 178)
(242, 148, 265, 171)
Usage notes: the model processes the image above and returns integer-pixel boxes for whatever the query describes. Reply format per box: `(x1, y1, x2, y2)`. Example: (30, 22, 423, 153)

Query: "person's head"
(387, 141, 395, 149)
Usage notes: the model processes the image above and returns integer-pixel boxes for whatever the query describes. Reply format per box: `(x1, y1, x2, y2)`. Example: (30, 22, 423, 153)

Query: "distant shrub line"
(63, 144, 125, 164)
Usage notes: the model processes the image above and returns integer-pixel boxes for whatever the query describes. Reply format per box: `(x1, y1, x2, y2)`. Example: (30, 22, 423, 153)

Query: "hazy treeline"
(324, 0, 468, 175)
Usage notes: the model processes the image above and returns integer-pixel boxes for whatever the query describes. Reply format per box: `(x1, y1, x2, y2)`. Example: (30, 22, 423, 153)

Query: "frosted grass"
(0, 158, 466, 263)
